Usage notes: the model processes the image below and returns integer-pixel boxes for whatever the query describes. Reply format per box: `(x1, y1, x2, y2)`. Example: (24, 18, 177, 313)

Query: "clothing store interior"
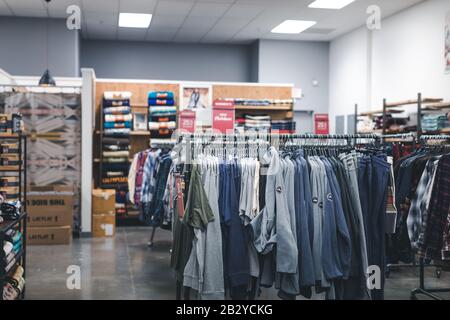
(0, 0, 449, 302)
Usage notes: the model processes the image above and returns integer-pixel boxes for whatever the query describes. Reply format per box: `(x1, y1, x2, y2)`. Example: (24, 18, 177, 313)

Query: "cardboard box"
(27, 209, 73, 227)
(92, 213, 116, 237)
(92, 189, 116, 215)
(26, 186, 75, 215)
(27, 226, 72, 245)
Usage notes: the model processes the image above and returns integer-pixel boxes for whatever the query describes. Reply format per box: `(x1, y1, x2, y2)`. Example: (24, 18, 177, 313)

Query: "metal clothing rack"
(0, 133, 27, 300)
(174, 132, 382, 300)
(410, 134, 449, 300)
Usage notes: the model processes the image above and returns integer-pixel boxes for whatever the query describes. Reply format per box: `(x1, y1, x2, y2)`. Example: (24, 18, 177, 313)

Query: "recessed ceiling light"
(308, 0, 356, 9)
(118, 13, 152, 28)
(271, 20, 317, 34)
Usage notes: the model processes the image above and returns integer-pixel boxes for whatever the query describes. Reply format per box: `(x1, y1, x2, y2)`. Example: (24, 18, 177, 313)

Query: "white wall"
(329, 28, 369, 133)
(329, 0, 450, 133)
(372, 0, 450, 106)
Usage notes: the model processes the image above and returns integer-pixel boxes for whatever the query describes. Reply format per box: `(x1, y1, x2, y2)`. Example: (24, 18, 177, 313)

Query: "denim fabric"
(369, 154, 390, 300)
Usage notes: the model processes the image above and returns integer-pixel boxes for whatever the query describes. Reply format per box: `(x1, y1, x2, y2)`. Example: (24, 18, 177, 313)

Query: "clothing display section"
(167, 133, 392, 300)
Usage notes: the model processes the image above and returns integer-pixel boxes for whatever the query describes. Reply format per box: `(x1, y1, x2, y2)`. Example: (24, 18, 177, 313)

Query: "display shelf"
(386, 98, 443, 108)
(422, 102, 450, 111)
(234, 105, 293, 111)
(1, 249, 24, 277)
(0, 212, 27, 234)
(358, 109, 403, 116)
(0, 166, 20, 172)
(130, 131, 150, 136)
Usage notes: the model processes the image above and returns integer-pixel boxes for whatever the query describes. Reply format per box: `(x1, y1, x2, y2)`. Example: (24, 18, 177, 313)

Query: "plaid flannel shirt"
(407, 159, 436, 249)
(418, 155, 450, 259)
(140, 150, 161, 204)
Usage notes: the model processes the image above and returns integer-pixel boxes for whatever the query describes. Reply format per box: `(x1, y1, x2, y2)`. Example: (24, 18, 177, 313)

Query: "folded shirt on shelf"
(148, 91, 174, 100)
(105, 171, 127, 177)
(148, 121, 177, 130)
(104, 121, 132, 129)
(104, 128, 131, 136)
(102, 157, 129, 163)
(3, 241, 13, 256)
(103, 150, 130, 158)
(148, 99, 175, 106)
(103, 106, 132, 115)
(102, 137, 130, 146)
(102, 163, 130, 171)
(104, 91, 132, 100)
(103, 144, 130, 152)
(149, 106, 177, 114)
(149, 115, 177, 123)
(103, 99, 130, 107)
(102, 177, 128, 185)
(104, 114, 133, 122)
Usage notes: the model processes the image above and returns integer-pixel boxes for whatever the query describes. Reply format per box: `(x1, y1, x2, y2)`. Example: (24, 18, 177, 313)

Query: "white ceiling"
(0, 0, 426, 43)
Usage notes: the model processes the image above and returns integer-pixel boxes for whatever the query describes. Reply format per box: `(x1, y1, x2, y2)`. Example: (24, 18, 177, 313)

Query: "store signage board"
(179, 110, 196, 133)
(212, 100, 235, 133)
(314, 113, 329, 134)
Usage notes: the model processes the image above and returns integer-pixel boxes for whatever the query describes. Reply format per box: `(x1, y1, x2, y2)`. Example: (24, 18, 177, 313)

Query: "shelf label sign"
(314, 114, 329, 134)
(179, 110, 196, 133)
(213, 100, 235, 133)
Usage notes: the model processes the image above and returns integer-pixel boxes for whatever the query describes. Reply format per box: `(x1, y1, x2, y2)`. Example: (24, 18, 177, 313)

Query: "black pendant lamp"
(39, 0, 56, 87)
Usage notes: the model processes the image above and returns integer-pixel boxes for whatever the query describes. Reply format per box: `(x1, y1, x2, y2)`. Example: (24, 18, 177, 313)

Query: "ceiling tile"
(174, 30, 206, 43)
(189, 2, 232, 18)
(155, 0, 195, 16)
(146, 27, 179, 42)
(182, 16, 219, 31)
(4, 0, 46, 17)
(117, 27, 147, 41)
(222, 3, 265, 19)
(84, 11, 118, 26)
(81, 0, 119, 13)
(119, 0, 157, 14)
(210, 17, 249, 34)
(150, 14, 185, 28)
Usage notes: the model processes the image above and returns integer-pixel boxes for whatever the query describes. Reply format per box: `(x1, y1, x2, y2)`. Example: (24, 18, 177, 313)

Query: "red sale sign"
(179, 110, 196, 133)
(314, 114, 329, 134)
(212, 100, 235, 133)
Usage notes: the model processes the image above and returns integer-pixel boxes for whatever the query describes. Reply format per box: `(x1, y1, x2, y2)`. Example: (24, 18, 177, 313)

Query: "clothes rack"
(409, 134, 450, 300)
(0, 133, 27, 300)
(173, 132, 386, 301)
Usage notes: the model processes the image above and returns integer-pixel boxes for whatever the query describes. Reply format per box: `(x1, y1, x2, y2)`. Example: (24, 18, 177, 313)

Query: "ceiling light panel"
(118, 13, 152, 28)
(271, 20, 317, 34)
(308, 0, 356, 10)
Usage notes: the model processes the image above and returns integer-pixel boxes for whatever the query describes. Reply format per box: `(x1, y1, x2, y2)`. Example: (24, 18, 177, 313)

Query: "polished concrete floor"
(26, 227, 450, 300)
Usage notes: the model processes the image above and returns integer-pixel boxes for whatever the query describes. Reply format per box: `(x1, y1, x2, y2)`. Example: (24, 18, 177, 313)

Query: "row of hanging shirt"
(168, 136, 392, 300)
(128, 147, 172, 228)
(386, 136, 450, 264)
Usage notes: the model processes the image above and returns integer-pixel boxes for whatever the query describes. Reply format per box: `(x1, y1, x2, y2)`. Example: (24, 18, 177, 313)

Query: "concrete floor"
(25, 227, 450, 300)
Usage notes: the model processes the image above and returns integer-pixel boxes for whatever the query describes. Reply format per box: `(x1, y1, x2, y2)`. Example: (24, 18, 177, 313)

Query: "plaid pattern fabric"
(140, 150, 161, 204)
(418, 155, 450, 259)
(407, 160, 434, 249)
(442, 212, 450, 260)
(134, 151, 149, 205)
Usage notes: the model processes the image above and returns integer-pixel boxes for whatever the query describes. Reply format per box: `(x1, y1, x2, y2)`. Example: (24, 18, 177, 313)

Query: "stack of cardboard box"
(92, 189, 116, 237)
(26, 186, 74, 245)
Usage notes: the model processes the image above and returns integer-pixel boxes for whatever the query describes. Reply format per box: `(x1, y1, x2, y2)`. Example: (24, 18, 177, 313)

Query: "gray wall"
(81, 40, 252, 82)
(258, 40, 329, 113)
(0, 17, 80, 77)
